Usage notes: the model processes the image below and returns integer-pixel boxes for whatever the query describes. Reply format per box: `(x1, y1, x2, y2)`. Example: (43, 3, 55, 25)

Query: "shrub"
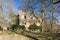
(11, 24, 26, 31)
(28, 23, 41, 32)
(19, 25, 26, 31)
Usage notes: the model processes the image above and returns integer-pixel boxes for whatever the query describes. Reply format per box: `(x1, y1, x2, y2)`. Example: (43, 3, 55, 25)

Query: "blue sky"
(13, 0, 60, 14)
(13, 0, 60, 13)
(13, 0, 41, 13)
(14, 0, 20, 11)
(13, 0, 21, 12)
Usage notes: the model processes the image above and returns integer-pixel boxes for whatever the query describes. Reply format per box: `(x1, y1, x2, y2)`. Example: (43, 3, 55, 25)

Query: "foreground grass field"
(14, 30, 60, 40)
(0, 31, 33, 40)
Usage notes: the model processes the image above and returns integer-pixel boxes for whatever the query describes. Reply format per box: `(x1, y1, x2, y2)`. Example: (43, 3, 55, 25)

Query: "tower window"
(24, 15, 26, 19)
(25, 23, 26, 25)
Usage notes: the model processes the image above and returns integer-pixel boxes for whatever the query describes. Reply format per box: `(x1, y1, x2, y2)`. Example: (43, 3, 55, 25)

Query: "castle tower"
(19, 10, 42, 30)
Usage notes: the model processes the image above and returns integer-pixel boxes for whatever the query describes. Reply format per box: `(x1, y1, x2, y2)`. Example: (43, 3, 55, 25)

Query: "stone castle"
(0, 10, 43, 31)
(0, 10, 60, 33)
(19, 10, 43, 30)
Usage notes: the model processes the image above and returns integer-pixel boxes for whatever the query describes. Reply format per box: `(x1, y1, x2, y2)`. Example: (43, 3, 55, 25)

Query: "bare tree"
(19, 0, 60, 33)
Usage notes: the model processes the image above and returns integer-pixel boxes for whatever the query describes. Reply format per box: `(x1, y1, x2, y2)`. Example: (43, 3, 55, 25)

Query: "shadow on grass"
(12, 31, 39, 40)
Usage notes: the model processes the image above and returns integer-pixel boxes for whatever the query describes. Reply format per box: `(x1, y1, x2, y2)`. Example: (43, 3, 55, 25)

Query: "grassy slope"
(0, 31, 33, 40)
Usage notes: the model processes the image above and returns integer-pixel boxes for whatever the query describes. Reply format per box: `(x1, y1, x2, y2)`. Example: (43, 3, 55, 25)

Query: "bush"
(19, 25, 26, 31)
(28, 23, 41, 32)
(11, 24, 26, 31)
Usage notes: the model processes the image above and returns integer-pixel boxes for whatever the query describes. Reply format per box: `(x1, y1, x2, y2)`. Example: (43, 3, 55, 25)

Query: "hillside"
(0, 31, 32, 40)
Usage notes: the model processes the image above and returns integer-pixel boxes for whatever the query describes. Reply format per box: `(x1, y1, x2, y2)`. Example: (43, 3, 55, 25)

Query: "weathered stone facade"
(19, 10, 42, 30)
